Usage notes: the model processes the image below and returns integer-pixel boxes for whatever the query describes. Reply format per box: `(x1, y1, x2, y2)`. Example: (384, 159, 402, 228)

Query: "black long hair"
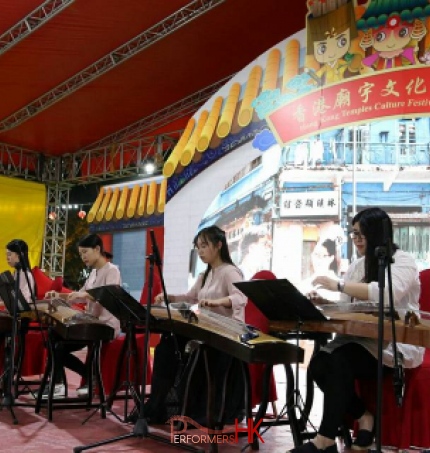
(352, 207, 398, 283)
(78, 234, 113, 259)
(7, 238, 37, 297)
(193, 225, 235, 287)
(7, 239, 31, 271)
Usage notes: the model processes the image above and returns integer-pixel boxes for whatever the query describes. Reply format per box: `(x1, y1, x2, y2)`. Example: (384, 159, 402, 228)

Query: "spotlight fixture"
(144, 161, 156, 174)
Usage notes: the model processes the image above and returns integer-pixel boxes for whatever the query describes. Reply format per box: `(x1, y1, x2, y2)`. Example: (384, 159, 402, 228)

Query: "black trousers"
(50, 331, 88, 384)
(145, 333, 245, 425)
(309, 342, 389, 440)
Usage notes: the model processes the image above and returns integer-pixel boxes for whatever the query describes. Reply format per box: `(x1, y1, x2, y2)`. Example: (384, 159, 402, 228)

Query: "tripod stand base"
(73, 417, 204, 453)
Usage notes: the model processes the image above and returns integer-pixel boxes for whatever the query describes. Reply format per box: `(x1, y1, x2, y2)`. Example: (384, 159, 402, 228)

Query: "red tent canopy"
(0, 0, 307, 157)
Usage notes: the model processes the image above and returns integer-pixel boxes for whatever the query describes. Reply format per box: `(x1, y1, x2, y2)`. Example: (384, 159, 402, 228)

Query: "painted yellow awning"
(163, 41, 300, 178)
(87, 179, 167, 224)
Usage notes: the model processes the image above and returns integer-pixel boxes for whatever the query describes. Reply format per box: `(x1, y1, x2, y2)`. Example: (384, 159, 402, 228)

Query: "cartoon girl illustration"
(357, 0, 429, 70)
(306, 0, 363, 86)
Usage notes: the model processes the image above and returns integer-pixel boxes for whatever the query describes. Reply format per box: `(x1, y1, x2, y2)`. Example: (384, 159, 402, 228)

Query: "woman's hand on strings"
(312, 275, 337, 292)
(155, 293, 174, 304)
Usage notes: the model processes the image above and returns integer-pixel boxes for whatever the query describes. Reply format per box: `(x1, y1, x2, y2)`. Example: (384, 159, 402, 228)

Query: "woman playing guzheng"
(3, 239, 36, 305)
(146, 225, 247, 425)
(44, 233, 121, 399)
(292, 208, 424, 453)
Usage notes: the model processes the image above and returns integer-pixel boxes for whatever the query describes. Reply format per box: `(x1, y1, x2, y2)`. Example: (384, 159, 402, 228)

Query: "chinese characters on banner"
(268, 67, 429, 146)
(279, 190, 339, 217)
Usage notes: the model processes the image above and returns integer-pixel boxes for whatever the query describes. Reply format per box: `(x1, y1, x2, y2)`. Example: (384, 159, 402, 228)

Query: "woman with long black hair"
(294, 208, 424, 453)
(45, 233, 121, 398)
(4, 239, 36, 305)
(146, 225, 247, 424)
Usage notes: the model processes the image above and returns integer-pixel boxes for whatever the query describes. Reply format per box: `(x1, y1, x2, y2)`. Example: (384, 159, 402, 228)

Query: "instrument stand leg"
(0, 334, 18, 424)
(81, 341, 123, 425)
(249, 334, 326, 448)
(108, 325, 142, 423)
(14, 327, 45, 400)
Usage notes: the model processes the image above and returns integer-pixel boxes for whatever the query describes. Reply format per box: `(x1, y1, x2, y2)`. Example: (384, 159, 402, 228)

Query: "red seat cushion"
(246, 270, 278, 407)
(20, 329, 48, 376)
(32, 267, 55, 300)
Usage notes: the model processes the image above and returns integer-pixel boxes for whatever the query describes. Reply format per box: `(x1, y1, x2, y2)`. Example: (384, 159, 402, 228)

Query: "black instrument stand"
(0, 265, 22, 424)
(74, 230, 201, 453)
(81, 319, 141, 425)
(371, 225, 403, 453)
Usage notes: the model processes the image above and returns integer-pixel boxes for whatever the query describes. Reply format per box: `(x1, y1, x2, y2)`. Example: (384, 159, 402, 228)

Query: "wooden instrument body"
(150, 305, 304, 364)
(37, 302, 114, 342)
(270, 311, 430, 348)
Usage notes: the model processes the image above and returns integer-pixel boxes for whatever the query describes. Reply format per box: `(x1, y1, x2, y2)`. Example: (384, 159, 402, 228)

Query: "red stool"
(246, 270, 278, 410)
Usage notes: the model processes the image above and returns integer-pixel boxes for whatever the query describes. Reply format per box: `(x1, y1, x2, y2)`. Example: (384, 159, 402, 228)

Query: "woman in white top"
(4, 239, 36, 306)
(147, 225, 247, 424)
(292, 208, 424, 453)
(45, 233, 121, 398)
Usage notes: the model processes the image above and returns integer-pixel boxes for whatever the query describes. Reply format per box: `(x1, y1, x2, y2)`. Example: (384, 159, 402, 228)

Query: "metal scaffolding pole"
(42, 183, 70, 277)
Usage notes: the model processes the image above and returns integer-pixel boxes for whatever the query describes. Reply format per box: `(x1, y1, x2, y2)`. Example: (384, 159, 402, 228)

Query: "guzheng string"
(190, 305, 248, 336)
(168, 301, 249, 337)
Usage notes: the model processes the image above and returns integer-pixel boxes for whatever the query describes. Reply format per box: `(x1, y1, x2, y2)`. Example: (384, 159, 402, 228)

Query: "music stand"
(87, 285, 151, 326)
(0, 271, 31, 314)
(234, 278, 327, 322)
(234, 278, 328, 440)
(81, 285, 152, 423)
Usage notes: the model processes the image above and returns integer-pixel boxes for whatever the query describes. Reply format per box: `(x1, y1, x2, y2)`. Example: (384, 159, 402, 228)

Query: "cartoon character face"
(372, 17, 413, 53)
(313, 28, 351, 65)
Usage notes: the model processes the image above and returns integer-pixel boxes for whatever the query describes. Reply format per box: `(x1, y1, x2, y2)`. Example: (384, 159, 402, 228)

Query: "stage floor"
(0, 353, 415, 453)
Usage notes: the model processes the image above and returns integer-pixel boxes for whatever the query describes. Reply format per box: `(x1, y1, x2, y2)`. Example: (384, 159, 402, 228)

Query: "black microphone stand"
(372, 224, 403, 453)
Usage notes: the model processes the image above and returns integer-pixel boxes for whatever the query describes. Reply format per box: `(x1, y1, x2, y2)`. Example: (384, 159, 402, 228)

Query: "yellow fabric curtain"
(0, 176, 46, 271)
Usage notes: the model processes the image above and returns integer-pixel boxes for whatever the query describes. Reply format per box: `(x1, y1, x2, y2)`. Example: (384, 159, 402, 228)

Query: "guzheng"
(37, 299, 114, 342)
(269, 301, 430, 348)
(150, 302, 303, 364)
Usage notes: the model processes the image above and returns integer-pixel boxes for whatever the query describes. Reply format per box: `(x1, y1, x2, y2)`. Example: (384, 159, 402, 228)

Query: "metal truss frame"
(0, 0, 74, 56)
(82, 74, 232, 149)
(42, 183, 70, 277)
(0, 142, 42, 181)
(60, 132, 180, 184)
(0, 0, 226, 133)
(0, 70, 231, 274)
